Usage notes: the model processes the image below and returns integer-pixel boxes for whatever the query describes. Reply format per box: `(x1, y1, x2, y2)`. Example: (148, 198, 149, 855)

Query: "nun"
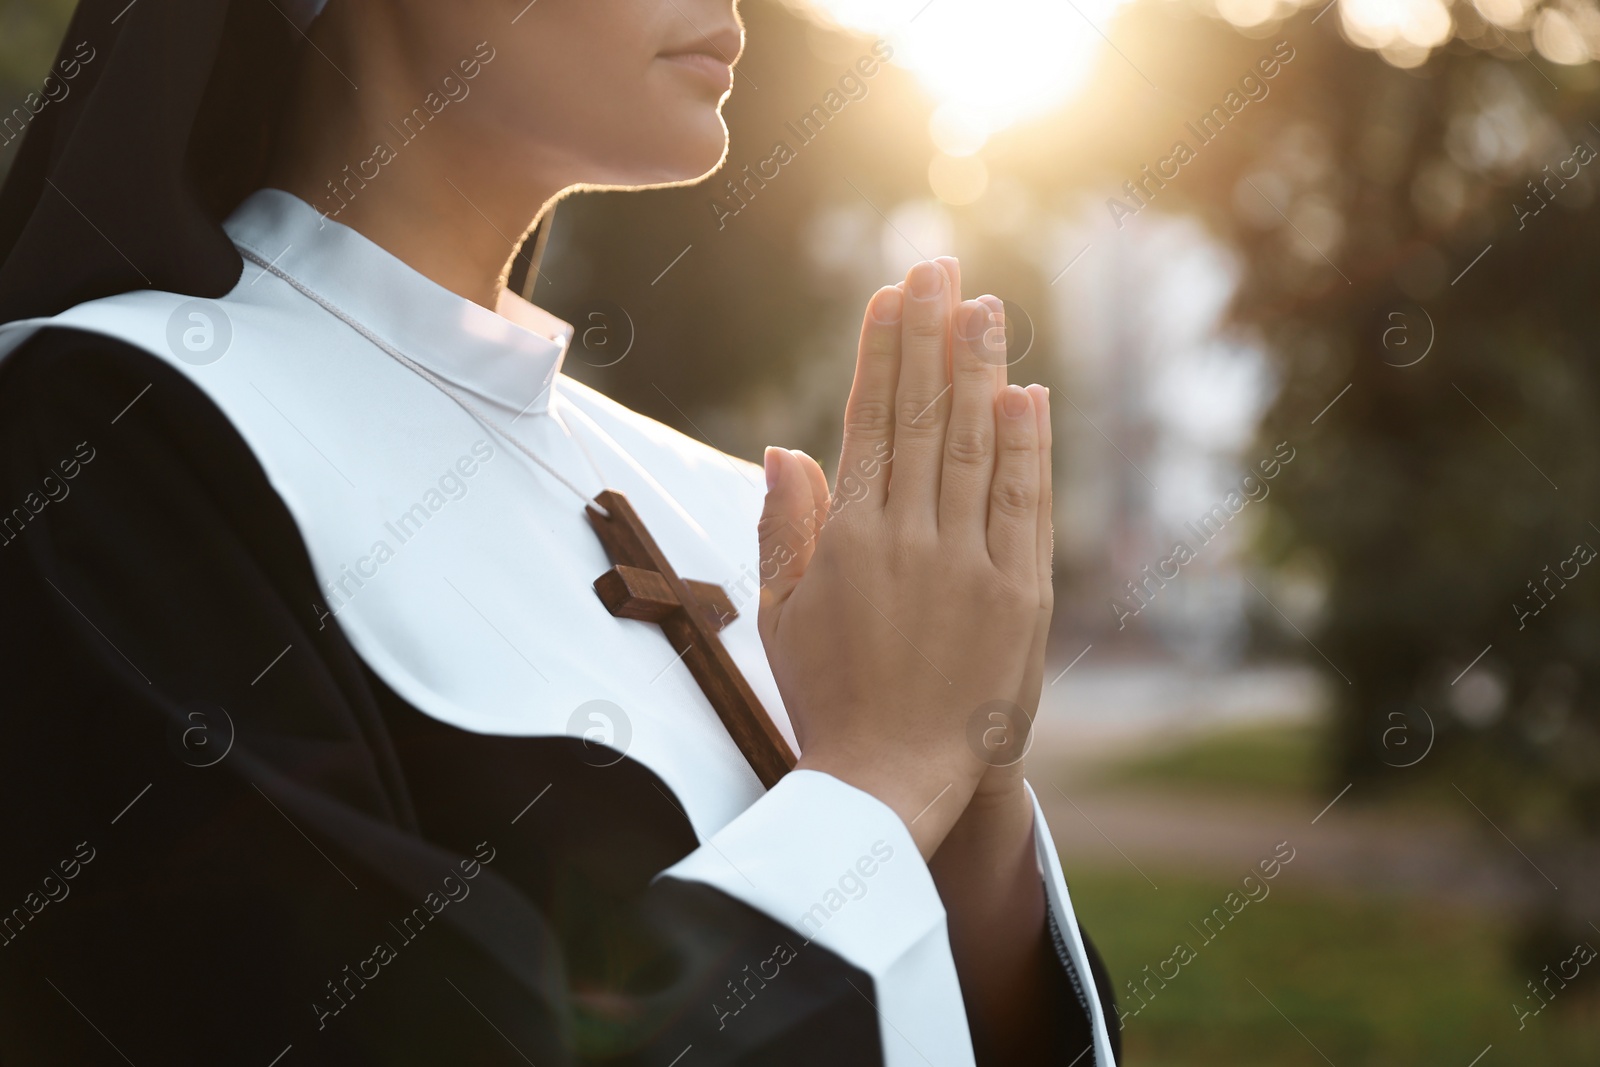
(0, 1, 1119, 1063)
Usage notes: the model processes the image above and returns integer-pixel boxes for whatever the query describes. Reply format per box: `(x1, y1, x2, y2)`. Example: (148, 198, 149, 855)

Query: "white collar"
(224, 188, 573, 421)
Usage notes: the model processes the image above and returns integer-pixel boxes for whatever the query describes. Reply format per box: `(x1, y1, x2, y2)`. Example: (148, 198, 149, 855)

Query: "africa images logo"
(567, 700, 632, 767)
(165, 300, 233, 366)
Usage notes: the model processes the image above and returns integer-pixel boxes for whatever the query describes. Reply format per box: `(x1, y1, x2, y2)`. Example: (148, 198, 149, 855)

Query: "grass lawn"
(1098, 720, 1326, 796)
(1065, 867, 1600, 1066)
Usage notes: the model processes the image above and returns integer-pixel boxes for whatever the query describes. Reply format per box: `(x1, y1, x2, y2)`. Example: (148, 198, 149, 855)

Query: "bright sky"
(796, 0, 1133, 152)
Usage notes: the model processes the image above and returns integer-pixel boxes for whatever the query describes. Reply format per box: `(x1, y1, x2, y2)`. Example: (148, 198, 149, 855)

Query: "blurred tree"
(1190, 4, 1600, 817)
(1092, 0, 1600, 955)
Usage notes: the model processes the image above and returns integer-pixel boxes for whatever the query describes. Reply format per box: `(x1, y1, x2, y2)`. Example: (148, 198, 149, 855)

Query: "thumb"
(758, 447, 828, 607)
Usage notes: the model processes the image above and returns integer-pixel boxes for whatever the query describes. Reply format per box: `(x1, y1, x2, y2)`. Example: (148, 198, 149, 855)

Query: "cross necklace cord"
(240, 247, 797, 788)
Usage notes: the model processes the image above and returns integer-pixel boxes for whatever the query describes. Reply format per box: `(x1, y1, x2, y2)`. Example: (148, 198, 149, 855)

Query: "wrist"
(943, 771, 1035, 854)
(795, 750, 980, 859)
(969, 758, 1029, 805)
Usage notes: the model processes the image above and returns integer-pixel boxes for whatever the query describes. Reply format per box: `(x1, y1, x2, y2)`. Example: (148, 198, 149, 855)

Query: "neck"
(263, 12, 559, 309)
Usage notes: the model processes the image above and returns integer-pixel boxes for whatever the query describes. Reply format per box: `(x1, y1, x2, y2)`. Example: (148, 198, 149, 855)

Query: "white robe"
(0, 188, 1115, 1067)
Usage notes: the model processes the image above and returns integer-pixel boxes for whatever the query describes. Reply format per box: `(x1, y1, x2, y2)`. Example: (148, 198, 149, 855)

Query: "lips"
(659, 51, 733, 93)
(659, 27, 743, 67)
(658, 26, 741, 92)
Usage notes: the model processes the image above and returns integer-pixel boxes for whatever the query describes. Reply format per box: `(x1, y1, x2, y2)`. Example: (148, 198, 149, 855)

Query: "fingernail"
(1001, 384, 1029, 418)
(764, 446, 781, 490)
(870, 286, 903, 325)
(1027, 384, 1049, 429)
(934, 255, 960, 289)
(908, 260, 943, 300)
(958, 299, 989, 342)
(978, 294, 1004, 317)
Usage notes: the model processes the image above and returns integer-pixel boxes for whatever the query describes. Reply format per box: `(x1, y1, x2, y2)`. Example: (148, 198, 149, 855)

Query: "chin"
(591, 110, 731, 190)
(674, 113, 733, 183)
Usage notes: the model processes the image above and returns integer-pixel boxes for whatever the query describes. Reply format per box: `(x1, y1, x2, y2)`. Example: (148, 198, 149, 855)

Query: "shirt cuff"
(661, 768, 976, 1067)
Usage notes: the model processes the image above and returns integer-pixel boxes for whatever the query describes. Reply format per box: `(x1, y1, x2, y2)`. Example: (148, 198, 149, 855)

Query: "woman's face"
(383, 0, 744, 190)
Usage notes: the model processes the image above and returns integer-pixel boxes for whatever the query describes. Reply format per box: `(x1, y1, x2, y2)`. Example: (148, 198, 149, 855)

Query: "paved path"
(1024, 658, 1593, 917)
(1033, 781, 1558, 913)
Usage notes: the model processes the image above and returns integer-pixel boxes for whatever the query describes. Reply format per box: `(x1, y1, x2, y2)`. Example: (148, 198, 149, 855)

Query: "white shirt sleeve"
(662, 771, 1119, 1067)
(660, 769, 975, 1067)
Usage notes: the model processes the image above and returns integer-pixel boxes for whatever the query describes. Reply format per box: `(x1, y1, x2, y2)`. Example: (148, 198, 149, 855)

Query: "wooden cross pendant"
(587, 489, 797, 788)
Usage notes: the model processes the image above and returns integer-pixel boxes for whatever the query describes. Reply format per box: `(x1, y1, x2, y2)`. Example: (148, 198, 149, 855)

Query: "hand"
(756, 258, 1049, 858)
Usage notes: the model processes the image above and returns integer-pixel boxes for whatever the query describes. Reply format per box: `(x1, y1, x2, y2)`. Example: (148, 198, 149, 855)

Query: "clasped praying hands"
(758, 256, 1055, 859)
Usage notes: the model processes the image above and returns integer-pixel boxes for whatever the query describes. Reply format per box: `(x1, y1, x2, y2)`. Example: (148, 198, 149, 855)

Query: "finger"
(986, 385, 1040, 574)
(758, 447, 822, 610)
(977, 296, 1008, 381)
(934, 256, 961, 309)
(1027, 384, 1053, 603)
(977, 294, 1005, 344)
(1019, 384, 1053, 711)
(888, 259, 955, 519)
(792, 449, 831, 541)
(939, 299, 1004, 537)
(837, 286, 903, 511)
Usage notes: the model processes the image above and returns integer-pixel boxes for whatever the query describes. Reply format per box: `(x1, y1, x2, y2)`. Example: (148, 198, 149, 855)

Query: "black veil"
(0, 0, 309, 322)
